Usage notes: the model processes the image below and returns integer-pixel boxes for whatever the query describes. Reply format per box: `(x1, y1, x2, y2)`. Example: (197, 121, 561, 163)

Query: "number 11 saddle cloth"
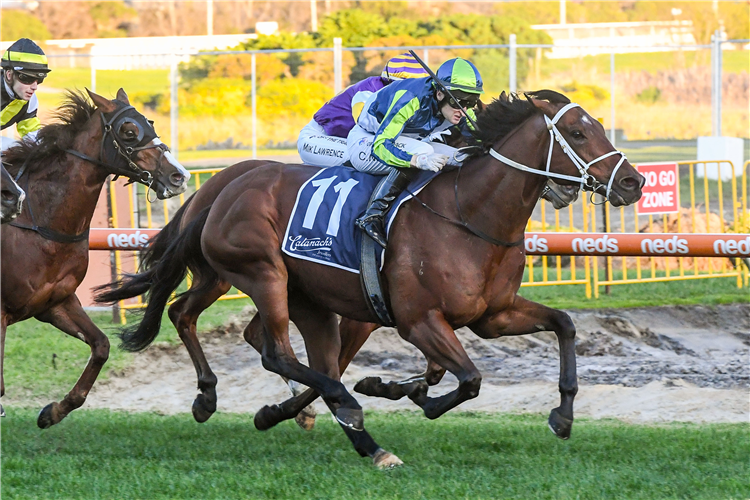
(282, 165, 437, 273)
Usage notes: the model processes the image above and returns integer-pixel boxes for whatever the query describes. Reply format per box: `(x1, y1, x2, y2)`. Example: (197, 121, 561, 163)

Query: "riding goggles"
(447, 96, 478, 110)
(15, 72, 45, 85)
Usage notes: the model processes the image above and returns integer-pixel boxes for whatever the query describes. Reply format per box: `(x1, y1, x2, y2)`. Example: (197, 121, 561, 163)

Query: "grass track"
(2, 409, 748, 500)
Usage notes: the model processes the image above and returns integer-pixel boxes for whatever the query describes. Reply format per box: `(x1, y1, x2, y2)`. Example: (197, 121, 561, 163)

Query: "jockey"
(1, 38, 50, 151)
(348, 57, 482, 248)
(297, 53, 429, 168)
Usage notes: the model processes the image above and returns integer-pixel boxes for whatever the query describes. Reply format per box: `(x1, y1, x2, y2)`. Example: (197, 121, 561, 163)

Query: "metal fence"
(16, 34, 746, 158)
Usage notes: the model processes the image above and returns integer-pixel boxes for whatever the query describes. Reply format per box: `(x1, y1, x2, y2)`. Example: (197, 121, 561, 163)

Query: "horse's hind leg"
(469, 296, 577, 439)
(242, 312, 318, 431)
(34, 295, 110, 428)
(168, 280, 231, 423)
(248, 318, 381, 430)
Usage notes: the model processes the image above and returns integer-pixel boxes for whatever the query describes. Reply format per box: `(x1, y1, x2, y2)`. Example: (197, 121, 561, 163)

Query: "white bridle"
(488, 103, 627, 202)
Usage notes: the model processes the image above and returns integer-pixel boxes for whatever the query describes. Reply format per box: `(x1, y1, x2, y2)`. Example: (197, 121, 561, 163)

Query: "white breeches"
(297, 119, 348, 168)
(1, 136, 18, 152)
(346, 124, 465, 174)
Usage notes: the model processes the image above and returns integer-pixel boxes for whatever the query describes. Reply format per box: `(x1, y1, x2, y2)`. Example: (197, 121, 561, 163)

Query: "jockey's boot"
(356, 168, 416, 249)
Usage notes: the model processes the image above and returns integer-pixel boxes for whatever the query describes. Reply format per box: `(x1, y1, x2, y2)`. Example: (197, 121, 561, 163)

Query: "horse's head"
(527, 92, 644, 207)
(1, 163, 25, 224)
(87, 88, 190, 199)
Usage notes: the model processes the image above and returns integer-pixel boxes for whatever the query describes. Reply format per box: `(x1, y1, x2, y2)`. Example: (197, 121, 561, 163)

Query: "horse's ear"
(86, 88, 117, 113)
(115, 88, 131, 105)
(527, 95, 555, 116)
(476, 99, 488, 112)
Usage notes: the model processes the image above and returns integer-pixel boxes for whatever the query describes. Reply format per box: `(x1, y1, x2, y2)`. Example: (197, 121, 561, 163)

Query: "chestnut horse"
(1, 89, 190, 428)
(0, 163, 24, 224)
(99, 91, 643, 466)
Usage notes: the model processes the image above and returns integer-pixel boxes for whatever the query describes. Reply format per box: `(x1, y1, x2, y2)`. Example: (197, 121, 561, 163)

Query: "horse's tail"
(95, 205, 216, 352)
(94, 197, 195, 304)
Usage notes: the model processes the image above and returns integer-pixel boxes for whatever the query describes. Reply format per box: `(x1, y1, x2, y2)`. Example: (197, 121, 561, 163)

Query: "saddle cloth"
(282, 165, 437, 273)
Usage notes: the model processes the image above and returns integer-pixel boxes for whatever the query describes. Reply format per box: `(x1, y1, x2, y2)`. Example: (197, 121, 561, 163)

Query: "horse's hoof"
(37, 402, 63, 429)
(548, 408, 573, 440)
(354, 377, 382, 396)
(294, 404, 317, 431)
(0, 403, 5, 417)
(254, 405, 283, 431)
(372, 448, 403, 469)
(334, 407, 364, 431)
(191, 394, 216, 423)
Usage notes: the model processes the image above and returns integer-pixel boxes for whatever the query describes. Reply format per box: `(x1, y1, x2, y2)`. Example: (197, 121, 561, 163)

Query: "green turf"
(520, 267, 748, 309)
(2, 409, 747, 500)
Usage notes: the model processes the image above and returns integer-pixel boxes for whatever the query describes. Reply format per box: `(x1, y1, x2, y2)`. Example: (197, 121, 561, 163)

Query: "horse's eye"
(570, 130, 584, 140)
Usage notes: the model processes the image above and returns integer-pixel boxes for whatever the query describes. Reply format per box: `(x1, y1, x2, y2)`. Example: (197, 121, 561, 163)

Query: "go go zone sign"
(636, 162, 680, 214)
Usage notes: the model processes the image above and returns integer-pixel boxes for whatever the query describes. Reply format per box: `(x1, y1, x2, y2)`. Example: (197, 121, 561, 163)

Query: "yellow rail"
(109, 159, 749, 321)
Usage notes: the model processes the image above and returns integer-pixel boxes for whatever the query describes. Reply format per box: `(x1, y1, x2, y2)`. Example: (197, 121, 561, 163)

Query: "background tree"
(0, 10, 51, 41)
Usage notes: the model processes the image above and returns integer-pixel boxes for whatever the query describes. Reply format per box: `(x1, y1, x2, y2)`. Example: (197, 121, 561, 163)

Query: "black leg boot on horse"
(356, 168, 418, 249)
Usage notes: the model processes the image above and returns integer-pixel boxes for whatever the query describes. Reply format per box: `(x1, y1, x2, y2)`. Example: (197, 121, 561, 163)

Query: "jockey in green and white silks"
(1, 38, 51, 151)
(348, 57, 483, 248)
(297, 53, 429, 168)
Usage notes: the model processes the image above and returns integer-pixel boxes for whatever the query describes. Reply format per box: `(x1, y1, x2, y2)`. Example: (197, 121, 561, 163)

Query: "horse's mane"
(3, 90, 96, 174)
(472, 89, 571, 146)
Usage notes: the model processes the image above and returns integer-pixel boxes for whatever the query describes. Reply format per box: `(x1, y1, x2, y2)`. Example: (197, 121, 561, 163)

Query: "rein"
(488, 103, 627, 205)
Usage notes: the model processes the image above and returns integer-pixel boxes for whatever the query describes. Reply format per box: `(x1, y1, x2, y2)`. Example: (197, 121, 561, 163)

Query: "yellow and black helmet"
(1, 38, 51, 77)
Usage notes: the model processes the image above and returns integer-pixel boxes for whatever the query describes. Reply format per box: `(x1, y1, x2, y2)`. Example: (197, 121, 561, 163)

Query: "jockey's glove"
(411, 152, 448, 172)
(425, 128, 453, 144)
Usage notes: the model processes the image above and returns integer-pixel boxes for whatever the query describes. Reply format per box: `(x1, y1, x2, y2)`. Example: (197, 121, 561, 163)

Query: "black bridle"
(65, 104, 169, 186)
(10, 103, 168, 243)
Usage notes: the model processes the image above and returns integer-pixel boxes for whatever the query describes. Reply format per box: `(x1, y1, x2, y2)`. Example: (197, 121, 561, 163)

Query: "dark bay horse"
(1, 88, 190, 428)
(0, 163, 24, 224)
(99, 91, 643, 466)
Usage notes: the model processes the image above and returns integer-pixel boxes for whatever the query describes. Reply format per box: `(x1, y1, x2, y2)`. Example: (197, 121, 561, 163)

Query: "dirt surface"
(84, 304, 750, 424)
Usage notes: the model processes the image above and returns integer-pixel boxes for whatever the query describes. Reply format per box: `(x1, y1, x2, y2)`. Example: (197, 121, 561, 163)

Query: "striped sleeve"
(18, 94, 41, 138)
(371, 91, 420, 168)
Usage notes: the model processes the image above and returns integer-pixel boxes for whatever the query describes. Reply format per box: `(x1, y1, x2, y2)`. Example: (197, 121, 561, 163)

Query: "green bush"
(635, 86, 662, 104)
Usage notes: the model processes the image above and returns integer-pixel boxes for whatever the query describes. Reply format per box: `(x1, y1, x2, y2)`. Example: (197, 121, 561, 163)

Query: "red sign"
(636, 162, 680, 214)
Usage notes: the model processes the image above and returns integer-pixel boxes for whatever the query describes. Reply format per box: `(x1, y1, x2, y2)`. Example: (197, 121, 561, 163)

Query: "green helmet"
(2, 38, 51, 77)
(435, 58, 483, 94)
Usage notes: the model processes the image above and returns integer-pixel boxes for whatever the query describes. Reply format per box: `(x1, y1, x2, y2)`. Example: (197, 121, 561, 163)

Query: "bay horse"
(99, 91, 643, 467)
(0, 163, 24, 224)
(1, 88, 190, 428)
(96, 161, 579, 432)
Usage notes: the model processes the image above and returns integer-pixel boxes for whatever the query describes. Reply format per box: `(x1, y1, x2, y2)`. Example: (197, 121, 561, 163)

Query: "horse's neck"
(457, 122, 549, 241)
(25, 125, 109, 235)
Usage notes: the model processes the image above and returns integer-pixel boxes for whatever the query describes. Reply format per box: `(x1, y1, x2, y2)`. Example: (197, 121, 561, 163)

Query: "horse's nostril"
(1, 192, 17, 207)
(619, 176, 642, 191)
(169, 172, 185, 186)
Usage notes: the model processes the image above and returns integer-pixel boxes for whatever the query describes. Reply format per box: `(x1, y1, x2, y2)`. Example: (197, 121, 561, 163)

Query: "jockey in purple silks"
(297, 53, 429, 168)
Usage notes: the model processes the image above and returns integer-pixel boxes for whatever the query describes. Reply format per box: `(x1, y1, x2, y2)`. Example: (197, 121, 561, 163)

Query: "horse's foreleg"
(388, 312, 482, 420)
(168, 280, 230, 423)
(34, 295, 110, 429)
(469, 296, 577, 439)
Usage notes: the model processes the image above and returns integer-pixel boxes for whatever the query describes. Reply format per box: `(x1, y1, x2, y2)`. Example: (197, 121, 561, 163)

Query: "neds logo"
(107, 231, 150, 249)
(571, 235, 619, 253)
(713, 237, 750, 256)
(641, 236, 689, 254)
(525, 234, 548, 253)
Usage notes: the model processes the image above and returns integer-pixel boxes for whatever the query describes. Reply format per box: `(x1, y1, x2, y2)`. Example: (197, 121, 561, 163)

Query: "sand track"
(82, 304, 750, 424)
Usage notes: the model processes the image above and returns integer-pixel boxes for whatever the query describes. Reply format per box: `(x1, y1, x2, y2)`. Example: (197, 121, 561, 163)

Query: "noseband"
(488, 103, 627, 204)
(64, 104, 169, 187)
